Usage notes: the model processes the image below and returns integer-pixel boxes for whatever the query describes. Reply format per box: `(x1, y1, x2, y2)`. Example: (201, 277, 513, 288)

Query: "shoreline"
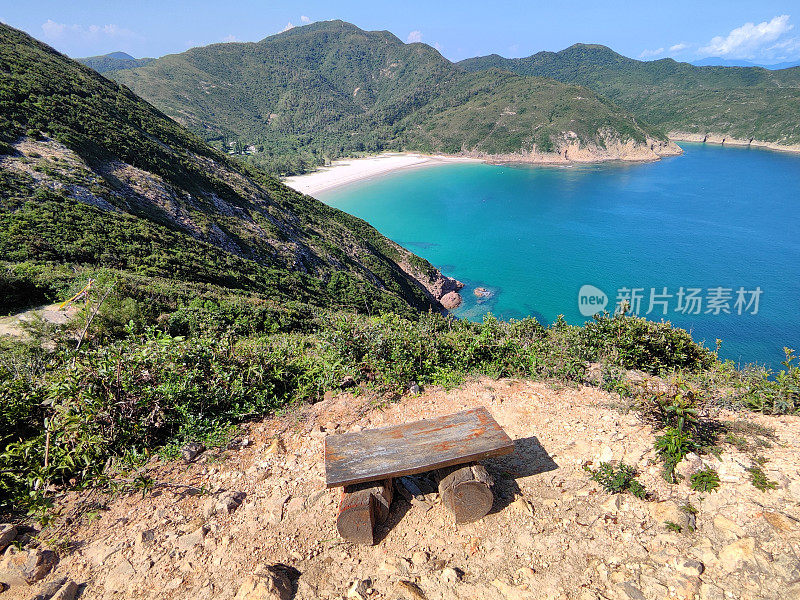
(668, 132, 800, 154)
(282, 144, 681, 197)
(282, 134, 800, 199)
(282, 153, 480, 196)
(283, 135, 800, 198)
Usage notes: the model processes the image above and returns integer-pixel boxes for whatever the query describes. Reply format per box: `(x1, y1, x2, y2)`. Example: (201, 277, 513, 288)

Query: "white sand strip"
(282, 152, 480, 196)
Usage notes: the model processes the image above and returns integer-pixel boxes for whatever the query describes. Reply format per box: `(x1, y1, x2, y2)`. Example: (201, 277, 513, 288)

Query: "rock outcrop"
(669, 131, 800, 154)
(468, 132, 683, 165)
(0, 525, 16, 553)
(398, 259, 464, 312)
(0, 547, 58, 587)
(440, 291, 462, 310)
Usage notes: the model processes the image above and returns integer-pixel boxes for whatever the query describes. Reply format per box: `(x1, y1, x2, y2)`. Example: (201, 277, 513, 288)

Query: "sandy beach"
(282, 152, 480, 196)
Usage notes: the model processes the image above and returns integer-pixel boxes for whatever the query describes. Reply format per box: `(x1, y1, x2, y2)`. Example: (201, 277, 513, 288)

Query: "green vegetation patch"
(585, 462, 648, 499)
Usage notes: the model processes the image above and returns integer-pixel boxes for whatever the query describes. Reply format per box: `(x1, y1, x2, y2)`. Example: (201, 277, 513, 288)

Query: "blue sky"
(2, 0, 800, 64)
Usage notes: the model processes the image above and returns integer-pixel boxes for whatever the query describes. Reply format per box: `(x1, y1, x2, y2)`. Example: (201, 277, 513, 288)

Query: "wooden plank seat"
(324, 407, 514, 544)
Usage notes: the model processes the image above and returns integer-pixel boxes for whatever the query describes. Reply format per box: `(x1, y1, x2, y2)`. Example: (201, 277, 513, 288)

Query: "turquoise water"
(319, 143, 800, 368)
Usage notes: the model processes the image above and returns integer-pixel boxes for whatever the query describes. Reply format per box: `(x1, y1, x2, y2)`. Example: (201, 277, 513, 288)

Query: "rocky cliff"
(472, 135, 682, 165)
(669, 132, 800, 154)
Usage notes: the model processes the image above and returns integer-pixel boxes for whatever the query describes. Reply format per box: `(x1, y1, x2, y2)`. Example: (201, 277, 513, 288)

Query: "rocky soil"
(2, 377, 798, 600)
(0, 303, 80, 339)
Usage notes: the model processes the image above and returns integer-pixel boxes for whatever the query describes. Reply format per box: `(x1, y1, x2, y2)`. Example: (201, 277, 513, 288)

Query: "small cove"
(320, 143, 800, 368)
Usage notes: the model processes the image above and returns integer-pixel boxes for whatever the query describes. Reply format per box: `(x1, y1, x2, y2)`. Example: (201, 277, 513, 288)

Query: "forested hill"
(106, 20, 674, 174)
(0, 22, 452, 317)
(76, 51, 155, 73)
(459, 44, 800, 146)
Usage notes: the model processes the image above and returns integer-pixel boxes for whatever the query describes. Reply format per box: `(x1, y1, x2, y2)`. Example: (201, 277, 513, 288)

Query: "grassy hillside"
(77, 51, 155, 73)
(0, 22, 450, 318)
(108, 21, 669, 173)
(398, 69, 655, 155)
(459, 44, 800, 145)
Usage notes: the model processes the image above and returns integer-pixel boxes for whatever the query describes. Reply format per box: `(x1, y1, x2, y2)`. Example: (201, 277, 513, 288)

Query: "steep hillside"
(77, 51, 155, 73)
(397, 69, 675, 161)
(108, 21, 675, 172)
(0, 23, 458, 316)
(459, 44, 800, 147)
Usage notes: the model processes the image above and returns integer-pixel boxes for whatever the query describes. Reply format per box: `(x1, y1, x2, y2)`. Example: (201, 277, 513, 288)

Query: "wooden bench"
(324, 407, 514, 544)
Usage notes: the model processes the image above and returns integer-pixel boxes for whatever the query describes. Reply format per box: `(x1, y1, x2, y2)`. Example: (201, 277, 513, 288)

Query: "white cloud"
(433, 42, 443, 52)
(766, 36, 800, 59)
(41, 19, 140, 44)
(300, 15, 311, 24)
(699, 15, 794, 58)
(281, 22, 295, 33)
(669, 42, 689, 53)
(222, 34, 238, 43)
(639, 47, 664, 58)
(406, 30, 423, 44)
(41, 20, 67, 38)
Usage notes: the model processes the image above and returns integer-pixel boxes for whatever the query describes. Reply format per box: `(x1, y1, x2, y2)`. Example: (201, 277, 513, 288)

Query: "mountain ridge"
(77, 51, 155, 73)
(459, 44, 800, 148)
(103, 21, 677, 174)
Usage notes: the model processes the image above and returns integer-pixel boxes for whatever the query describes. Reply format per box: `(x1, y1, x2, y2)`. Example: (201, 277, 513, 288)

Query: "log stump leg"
(336, 478, 393, 545)
(436, 463, 494, 524)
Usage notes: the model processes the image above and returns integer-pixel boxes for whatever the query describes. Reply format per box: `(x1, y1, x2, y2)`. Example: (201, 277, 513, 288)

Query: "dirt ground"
(0, 304, 81, 339)
(2, 377, 799, 600)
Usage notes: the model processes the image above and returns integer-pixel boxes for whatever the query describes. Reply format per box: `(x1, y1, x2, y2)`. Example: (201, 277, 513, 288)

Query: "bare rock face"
(0, 525, 16, 552)
(181, 442, 205, 462)
(674, 452, 703, 482)
(177, 525, 209, 550)
(235, 566, 293, 600)
(0, 547, 58, 586)
(31, 577, 78, 600)
(718, 538, 757, 572)
(648, 501, 689, 531)
(25, 548, 57, 584)
(440, 291, 462, 310)
(218, 491, 247, 514)
(397, 258, 464, 310)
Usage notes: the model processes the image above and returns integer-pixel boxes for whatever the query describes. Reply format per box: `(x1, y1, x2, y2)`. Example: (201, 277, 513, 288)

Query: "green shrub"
(585, 462, 647, 499)
(0, 326, 326, 505)
(747, 466, 777, 492)
(582, 313, 715, 374)
(664, 521, 682, 533)
(654, 427, 699, 482)
(599, 362, 633, 397)
(690, 468, 720, 492)
(739, 349, 799, 415)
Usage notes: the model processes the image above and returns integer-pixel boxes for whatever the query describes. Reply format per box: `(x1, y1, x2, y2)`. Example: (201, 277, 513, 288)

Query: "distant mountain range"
(91, 21, 677, 174)
(73, 23, 800, 174)
(459, 44, 800, 147)
(691, 57, 800, 70)
(77, 51, 154, 73)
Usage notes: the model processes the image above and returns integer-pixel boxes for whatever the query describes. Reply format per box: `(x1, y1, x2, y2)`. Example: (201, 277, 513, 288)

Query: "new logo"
(578, 284, 608, 317)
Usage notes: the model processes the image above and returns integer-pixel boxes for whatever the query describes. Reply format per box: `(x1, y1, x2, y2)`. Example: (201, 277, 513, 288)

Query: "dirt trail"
(0, 304, 80, 338)
(2, 378, 799, 600)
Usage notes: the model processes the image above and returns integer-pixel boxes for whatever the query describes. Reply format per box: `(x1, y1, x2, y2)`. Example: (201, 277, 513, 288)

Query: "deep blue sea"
(319, 143, 800, 369)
